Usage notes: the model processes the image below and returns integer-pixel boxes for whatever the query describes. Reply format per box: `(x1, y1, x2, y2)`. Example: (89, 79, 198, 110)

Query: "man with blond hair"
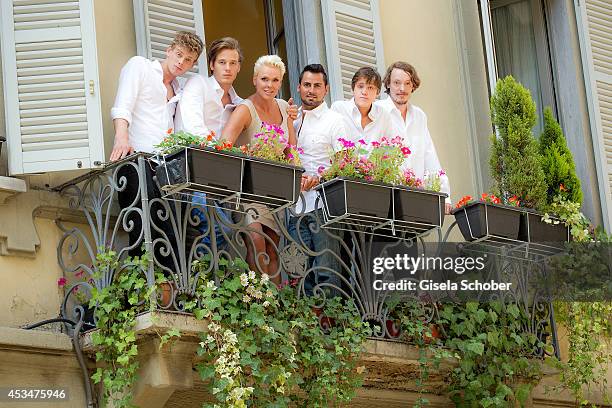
(110, 30, 204, 160)
(375, 61, 451, 213)
(109, 31, 203, 263)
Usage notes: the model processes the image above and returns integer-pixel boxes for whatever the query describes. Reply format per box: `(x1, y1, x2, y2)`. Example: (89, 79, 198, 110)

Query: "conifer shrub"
(539, 107, 582, 206)
(489, 76, 547, 209)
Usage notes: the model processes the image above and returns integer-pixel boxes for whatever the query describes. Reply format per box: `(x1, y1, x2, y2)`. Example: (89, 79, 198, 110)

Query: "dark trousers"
(117, 161, 178, 272)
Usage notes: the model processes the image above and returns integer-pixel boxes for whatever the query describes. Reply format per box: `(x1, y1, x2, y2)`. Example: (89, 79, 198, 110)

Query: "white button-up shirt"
(331, 99, 397, 147)
(111, 57, 180, 153)
(294, 102, 348, 214)
(175, 75, 243, 139)
(375, 97, 451, 203)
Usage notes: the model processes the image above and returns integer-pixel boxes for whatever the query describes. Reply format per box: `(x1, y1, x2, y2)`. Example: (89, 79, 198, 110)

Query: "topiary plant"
(539, 107, 582, 206)
(490, 76, 547, 210)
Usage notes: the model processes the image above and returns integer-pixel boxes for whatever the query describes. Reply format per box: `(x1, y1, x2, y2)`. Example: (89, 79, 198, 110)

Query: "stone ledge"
(0, 176, 26, 204)
(0, 326, 72, 353)
(80, 311, 209, 351)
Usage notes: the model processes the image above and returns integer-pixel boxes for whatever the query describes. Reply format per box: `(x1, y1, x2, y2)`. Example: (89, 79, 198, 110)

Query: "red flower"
(57, 277, 67, 287)
(166, 128, 173, 134)
(456, 195, 473, 209)
(206, 134, 214, 142)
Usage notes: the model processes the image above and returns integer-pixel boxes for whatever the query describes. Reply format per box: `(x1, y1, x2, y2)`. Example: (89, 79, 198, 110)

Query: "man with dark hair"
(176, 37, 243, 137)
(376, 61, 452, 213)
(288, 64, 347, 295)
(331, 67, 395, 145)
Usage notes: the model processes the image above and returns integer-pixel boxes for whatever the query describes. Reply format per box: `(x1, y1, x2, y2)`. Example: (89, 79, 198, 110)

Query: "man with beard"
(289, 64, 348, 295)
(375, 61, 452, 213)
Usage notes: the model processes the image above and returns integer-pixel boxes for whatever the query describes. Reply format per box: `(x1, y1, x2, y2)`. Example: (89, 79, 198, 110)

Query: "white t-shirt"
(175, 75, 243, 139)
(111, 57, 180, 153)
(294, 102, 348, 214)
(375, 97, 451, 203)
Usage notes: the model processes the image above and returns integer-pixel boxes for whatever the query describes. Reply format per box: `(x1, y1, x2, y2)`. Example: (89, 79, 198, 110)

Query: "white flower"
(240, 273, 249, 287)
(243, 295, 251, 303)
(263, 300, 270, 308)
(248, 270, 256, 281)
(266, 290, 273, 298)
(253, 290, 263, 299)
(206, 280, 217, 290)
(261, 273, 270, 283)
(208, 322, 221, 332)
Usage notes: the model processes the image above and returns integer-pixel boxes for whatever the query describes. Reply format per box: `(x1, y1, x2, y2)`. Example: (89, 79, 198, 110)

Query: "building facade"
(0, 0, 610, 406)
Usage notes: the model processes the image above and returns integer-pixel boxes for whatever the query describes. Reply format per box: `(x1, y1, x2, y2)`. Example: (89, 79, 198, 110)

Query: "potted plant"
(393, 169, 447, 227)
(317, 137, 391, 219)
(517, 108, 578, 243)
(155, 131, 246, 198)
(241, 123, 304, 207)
(454, 76, 555, 243)
(453, 193, 523, 241)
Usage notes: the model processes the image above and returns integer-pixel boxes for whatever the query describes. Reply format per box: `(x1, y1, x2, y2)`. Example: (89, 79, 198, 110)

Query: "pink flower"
(401, 146, 411, 156)
(358, 139, 366, 145)
(72, 286, 80, 294)
(57, 277, 67, 287)
(438, 169, 446, 176)
(75, 269, 84, 278)
(371, 141, 380, 148)
(317, 165, 325, 174)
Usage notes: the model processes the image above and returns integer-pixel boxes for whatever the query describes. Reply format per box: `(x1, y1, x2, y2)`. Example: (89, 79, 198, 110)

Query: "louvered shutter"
(132, 0, 206, 76)
(321, 0, 386, 101)
(575, 0, 612, 230)
(0, 0, 104, 175)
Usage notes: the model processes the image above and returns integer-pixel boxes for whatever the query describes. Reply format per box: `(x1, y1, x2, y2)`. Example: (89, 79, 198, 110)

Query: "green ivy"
(437, 302, 543, 407)
(186, 256, 370, 407)
(89, 250, 154, 408)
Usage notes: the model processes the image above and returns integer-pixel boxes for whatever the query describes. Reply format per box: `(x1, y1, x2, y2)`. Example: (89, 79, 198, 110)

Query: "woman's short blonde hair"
(253, 55, 286, 77)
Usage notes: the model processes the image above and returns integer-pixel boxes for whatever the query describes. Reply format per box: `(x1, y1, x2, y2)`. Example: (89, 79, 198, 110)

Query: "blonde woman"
(222, 55, 297, 283)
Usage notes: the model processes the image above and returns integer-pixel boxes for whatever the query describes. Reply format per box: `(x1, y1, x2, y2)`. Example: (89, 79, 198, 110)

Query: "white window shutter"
(132, 0, 206, 77)
(321, 0, 386, 101)
(575, 0, 612, 231)
(0, 0, 104, 175)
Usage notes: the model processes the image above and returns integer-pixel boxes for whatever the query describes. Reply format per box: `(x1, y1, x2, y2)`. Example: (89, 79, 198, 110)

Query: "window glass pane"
(491, 0, 545, 133)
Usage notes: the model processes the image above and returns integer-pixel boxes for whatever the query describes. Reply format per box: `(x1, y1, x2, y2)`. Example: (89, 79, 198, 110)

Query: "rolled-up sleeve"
(111, 56, 146, 125)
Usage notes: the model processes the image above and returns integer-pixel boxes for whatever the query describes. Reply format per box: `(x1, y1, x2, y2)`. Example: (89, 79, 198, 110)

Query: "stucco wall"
(378, 0, 491, 208)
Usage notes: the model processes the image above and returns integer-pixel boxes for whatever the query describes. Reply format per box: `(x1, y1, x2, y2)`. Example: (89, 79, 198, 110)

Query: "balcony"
(54, 154, 562, 407)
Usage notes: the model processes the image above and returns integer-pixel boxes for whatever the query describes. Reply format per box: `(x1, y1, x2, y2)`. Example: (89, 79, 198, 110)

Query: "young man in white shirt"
(175, 37, 243, 138)
(109, 31, 203, 261)
(331, 67, 396, 146)
(375, 61, 452, 214)
(176, 37, 244, 250)
(289, 64, 347, 295)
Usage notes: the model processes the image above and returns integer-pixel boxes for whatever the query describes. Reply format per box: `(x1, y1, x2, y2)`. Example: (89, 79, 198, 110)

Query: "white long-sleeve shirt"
(294, 102, 349, 214)
(111, 56, 180, 153)
(375, 97, 451, 203)
(175, 75, 242, 139)
(331, 99, 397, 147)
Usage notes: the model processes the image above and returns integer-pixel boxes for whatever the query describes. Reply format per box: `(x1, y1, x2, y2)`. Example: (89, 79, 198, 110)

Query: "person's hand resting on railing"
(109, 119, 134, 161)
(300, 175, 319, 191)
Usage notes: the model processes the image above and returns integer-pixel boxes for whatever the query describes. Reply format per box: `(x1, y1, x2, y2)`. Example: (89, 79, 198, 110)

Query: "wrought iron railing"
(56, 153, 559, 357)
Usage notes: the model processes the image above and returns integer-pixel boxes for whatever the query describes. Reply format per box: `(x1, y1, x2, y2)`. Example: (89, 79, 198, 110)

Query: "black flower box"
(392, 186, 447, 228)
(242, 158, 304, 207)
(317, 178, 392, 219)
(519, 211, 569, 242)
(155, 147, 243, 196)
(452, 202, 522, 241)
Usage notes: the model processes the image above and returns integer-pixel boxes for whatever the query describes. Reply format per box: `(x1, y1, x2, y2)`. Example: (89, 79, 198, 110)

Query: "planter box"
(242, 158, 304, 206)
(452, 202, 522, 241)
(318, 178, 391, 219)
(156, 147, 243, 193)
(393, 186, 446, 227)
(519, 212, 569, 242)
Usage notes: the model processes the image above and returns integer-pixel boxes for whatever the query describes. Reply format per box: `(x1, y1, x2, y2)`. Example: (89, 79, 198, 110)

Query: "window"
(481, 0, 557, 133)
